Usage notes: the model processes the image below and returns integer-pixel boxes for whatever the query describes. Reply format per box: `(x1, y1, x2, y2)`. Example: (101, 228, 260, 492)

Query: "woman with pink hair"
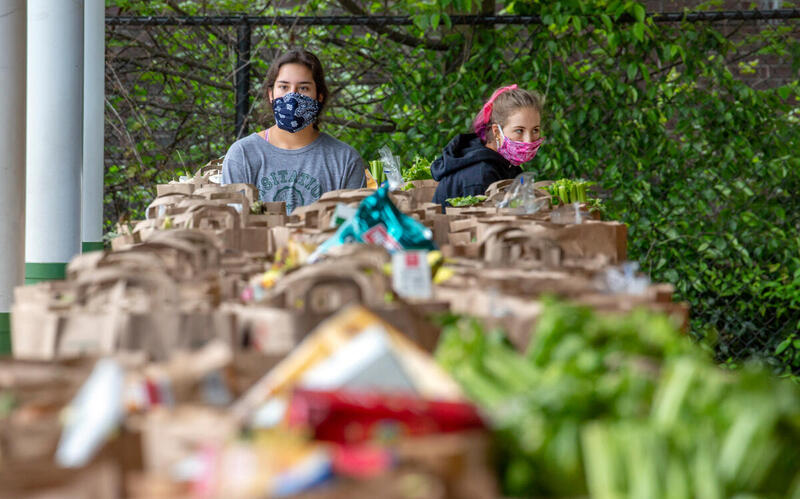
(431, 85, 544, 207)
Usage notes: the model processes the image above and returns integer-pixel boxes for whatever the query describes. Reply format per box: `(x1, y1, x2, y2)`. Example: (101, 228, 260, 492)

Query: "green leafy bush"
(105, 0, 800, 370)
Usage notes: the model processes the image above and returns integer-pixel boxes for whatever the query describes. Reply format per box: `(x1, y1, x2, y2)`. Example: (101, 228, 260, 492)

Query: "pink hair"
(472, 84, 518, 141)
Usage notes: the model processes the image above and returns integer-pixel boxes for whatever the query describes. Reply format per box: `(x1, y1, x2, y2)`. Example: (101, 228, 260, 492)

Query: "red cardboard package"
(288, 389, 485, 444)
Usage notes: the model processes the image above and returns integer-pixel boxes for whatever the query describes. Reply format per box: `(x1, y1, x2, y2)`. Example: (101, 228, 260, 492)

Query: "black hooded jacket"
(431, 133, 522, 207)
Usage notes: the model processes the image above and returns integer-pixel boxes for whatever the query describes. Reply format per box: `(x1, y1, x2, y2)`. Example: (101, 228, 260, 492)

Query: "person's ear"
(491, 123, 501, 141)
(267, 88, 274, 102)
(317, 92, 324, 103)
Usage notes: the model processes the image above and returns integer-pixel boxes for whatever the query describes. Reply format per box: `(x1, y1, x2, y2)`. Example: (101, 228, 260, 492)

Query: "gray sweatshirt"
(222, 131, 366, 213)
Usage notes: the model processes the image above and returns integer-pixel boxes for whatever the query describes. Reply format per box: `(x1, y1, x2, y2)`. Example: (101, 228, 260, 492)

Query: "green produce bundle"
(542, 179, 596, 205)
(368, 159, 386, 185)
(371, 155, 433, 189)
(436, 300, 800, 498)
(250, 200, 265, 215)
(446, 195, 487, 207)
(401, 155, 434, 182)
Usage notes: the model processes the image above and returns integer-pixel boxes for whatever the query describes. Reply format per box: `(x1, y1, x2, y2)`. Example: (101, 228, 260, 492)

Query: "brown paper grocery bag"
(478, 224, 563, 267)
(292, 199, 341, 229)
(56, 309, 131, 359)
(171, 203, 242, 251)
(199, 156, 224, 174)
(430, 214, 453, 248)
(444, 205, 497, 217)
(65, 270, 179, 359)
(128, 218, 161, 243)
(0, 458, 121, 499)
(374, 300, 448, 354)
(156, 182, 195, 197)
(484, 178, 514, 201)
(394, 431, 499, 499)
(401, 179, 439, 207)
(388, 190, 414, 212)
(238, 227, 271, 255)
(474, 216, 526, 242)
(449, 217, 478, 234)
(13, 267, 185, 360)
(440, 243, 481, 259)
(67, 247, 184, 282)
(193, 182, 258, 206)
(448, 231, 473, 246)
(110, 232, 139, 252)
(432, 285, 543, 350)
(141, 407, 236, 473)
(264, 260, 390, 311)
(10, 306, 67, 361)
(145, 193, 198, 220)
(526, 220, 627, 263)
(247, 213, 288, 228)
(11, 281, 74, 359)
(232, 305, 320, 355)
(147, 228, 223, 270)
(178, 309, 235, 351)
(0, 358, 95, 467)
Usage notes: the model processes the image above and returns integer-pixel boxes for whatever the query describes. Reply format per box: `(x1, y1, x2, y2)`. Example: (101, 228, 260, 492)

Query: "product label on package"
(363, 223, 403, 252)
(330, 203, 358, 228)
(392, 251, 432, 299)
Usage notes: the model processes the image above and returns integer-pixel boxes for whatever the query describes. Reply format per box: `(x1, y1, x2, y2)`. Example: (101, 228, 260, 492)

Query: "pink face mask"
(496, 125, 544, 166)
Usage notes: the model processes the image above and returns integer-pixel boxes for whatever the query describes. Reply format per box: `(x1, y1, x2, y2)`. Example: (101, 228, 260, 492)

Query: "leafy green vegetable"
(250, 200, 265, 215)
(0, 391, 16, 419)
(446, 195, 487, 207)
(436, 300, 800, 497)
(541, 179, 597, 205)
(401, 155, 434, 182)
(368, 159, 386, 185)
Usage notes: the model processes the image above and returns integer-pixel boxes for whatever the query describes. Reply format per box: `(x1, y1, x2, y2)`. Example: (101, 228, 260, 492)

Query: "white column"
(0, 0, 27, 351)
(25, 0, 84, 283)
(82, 0, 105, 252)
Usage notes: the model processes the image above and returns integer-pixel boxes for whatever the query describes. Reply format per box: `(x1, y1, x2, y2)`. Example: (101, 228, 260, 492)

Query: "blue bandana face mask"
(271, 92, 322, 133)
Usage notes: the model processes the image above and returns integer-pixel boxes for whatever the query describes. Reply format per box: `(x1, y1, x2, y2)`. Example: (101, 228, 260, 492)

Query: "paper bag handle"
(479, 224, 561, 264)
(266, 260, 388, 312)
(148, 229, 223, 267)
(182, 203, 241, 231)
(73, 267, 179, 308)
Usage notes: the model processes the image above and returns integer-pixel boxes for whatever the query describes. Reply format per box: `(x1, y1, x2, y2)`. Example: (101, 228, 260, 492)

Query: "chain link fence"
(103, 7, 800, 371)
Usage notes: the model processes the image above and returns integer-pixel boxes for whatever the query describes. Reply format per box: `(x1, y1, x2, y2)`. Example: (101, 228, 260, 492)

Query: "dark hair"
(473, 86, 544, 143)
(263, 50, 329, 128)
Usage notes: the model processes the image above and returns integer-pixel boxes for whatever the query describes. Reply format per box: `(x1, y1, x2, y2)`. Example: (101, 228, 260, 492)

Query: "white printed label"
(392, 251, 432, 299)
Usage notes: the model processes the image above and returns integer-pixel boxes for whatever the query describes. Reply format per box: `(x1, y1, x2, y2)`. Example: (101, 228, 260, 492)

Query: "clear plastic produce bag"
(378, 145, 404, 191)
(597, 261, 651, 295)
(496, 172, 548, 214)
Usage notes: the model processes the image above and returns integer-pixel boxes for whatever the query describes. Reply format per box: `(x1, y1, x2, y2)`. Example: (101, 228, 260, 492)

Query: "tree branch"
(325, 116, 396, 132)
(107, 30, 222, 74)
(335, 0, 451, 51)
(112, 56, 231, 90)
(164, 0, 232, 44)
(140, 99, 230, 118)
